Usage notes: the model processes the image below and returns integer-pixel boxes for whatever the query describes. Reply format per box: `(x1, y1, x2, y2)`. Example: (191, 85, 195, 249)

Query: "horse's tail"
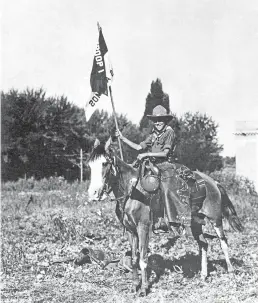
(217, 183, 244, 232)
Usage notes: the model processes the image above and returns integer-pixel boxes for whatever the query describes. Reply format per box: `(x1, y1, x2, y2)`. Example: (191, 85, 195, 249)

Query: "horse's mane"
(88, 142, 137, 174)
(114, 155, 137, 174)
(88, 144, 106, 162)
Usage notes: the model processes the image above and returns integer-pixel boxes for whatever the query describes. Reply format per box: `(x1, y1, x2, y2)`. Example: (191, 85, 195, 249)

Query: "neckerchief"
(151, 125, 171, 142)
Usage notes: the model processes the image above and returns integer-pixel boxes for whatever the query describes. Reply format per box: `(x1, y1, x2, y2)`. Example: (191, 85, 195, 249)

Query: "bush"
(209, 170, 257, 196)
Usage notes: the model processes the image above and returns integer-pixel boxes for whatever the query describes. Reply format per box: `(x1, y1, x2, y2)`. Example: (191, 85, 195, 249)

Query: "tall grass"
(1, 177, 91, 220)
(2, 176, 90, 192)
(2, 173, 257, 217)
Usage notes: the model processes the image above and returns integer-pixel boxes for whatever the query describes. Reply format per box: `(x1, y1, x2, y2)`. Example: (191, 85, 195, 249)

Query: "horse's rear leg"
(212, 224, 234, 273)
(127, 232, 140, 291)
(137, 222, 150, 296)
(191, 221, 208, 280)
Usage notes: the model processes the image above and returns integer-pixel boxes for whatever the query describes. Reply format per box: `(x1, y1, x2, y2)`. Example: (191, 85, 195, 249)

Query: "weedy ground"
(1, 178, 258, 303)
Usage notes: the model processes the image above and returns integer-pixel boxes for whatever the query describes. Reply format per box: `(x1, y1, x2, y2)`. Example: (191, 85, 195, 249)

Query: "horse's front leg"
(137, 222, 150, 296)
(127, 231, 140, 292)
(191, 221, 208, 280)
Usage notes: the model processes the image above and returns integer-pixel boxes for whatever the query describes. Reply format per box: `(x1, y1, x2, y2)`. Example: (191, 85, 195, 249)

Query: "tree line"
(1, 79, 224, 181)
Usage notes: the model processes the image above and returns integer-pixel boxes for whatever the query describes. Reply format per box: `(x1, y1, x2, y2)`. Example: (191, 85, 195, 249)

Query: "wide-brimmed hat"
(147, 105, 173, 121)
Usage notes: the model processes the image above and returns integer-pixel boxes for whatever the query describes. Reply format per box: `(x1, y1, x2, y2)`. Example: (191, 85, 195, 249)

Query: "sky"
(2, 0, 258, 156)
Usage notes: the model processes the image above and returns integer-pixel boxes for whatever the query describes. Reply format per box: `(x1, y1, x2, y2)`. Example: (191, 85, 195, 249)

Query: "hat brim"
(147, 114, 173, 121)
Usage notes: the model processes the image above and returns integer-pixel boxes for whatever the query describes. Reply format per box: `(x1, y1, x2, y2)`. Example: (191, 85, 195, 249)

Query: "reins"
(99, 157, 129, 206)
(101, 158, 177, 200)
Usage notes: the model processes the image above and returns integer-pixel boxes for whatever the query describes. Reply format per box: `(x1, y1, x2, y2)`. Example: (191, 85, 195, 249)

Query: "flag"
(85, 27, 114, 121)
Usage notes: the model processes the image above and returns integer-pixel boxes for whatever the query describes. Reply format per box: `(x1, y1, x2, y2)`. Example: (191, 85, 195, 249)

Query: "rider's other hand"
(137, 153, 148, 161)
(115, 129, 122, 139)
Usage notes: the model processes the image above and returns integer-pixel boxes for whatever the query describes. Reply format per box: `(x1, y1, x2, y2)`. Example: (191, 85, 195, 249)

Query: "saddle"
(175, 165, 206, 210)
(174, 165, 207, 225)
(139, 160, 207, 225)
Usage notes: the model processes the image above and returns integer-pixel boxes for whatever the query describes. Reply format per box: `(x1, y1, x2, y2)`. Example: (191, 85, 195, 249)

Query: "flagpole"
(97, 22, 123, 160)
(109, 86, 124, 160)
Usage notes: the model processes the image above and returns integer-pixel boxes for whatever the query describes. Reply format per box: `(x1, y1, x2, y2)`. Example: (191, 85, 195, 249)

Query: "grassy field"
(1, 178, 258, 303)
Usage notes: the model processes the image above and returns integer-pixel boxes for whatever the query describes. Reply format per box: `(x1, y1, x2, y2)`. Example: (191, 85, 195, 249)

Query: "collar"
(151, 125, 170, 137)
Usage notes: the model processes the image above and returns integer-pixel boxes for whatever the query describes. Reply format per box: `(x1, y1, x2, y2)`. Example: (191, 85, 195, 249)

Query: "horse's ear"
(88, 138, 106, 162)
(94, 138, 100, 149)
(105, 136, 114, 153)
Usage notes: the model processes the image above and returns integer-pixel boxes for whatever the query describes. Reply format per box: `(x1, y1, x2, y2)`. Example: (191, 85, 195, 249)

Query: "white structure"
(234, 121, 258, 191)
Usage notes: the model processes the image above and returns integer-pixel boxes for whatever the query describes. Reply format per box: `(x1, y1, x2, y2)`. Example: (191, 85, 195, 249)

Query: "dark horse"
(88, 140, 244, 296)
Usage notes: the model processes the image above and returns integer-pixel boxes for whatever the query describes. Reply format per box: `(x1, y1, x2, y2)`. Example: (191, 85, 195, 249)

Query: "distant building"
(234, 121, 258, 191)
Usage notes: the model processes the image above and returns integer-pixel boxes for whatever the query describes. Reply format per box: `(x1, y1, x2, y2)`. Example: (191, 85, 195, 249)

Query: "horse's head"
(87, 137, 119, 201)
(88, 137, 137, 201)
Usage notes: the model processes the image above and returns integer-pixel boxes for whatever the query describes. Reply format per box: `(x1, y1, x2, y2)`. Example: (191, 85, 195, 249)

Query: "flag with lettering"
(85, 27, 114, 121)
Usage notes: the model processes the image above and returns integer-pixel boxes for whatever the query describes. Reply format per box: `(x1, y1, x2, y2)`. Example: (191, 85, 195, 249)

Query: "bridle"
(96, 156, 113, 201)
(97, 155, 127, 202)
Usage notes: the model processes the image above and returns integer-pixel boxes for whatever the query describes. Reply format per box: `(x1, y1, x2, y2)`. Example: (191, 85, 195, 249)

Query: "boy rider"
(116, 105, 185, 234)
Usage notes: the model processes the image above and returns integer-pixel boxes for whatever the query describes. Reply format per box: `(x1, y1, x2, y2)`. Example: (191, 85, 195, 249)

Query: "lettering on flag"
(85, 27, 114, 121)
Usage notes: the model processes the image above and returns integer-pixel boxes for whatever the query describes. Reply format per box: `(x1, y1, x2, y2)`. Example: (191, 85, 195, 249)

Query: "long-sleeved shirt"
(139, 125, 175, 153)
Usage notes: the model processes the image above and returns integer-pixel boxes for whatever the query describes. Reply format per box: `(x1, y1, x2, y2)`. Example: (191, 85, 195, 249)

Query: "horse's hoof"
(201, 274, 208, 281)
(228, 266, 235, 274)
(137, 288, 147, 297)
(131, 283, 140, 293)
(228, 269, 235, 276)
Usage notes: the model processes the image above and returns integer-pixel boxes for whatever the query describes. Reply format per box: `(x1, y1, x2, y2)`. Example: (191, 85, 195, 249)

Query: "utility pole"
(80, 149, 83, 182)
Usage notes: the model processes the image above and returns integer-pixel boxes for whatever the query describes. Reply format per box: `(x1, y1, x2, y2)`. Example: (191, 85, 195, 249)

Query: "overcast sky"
(2, 0, 258, 156)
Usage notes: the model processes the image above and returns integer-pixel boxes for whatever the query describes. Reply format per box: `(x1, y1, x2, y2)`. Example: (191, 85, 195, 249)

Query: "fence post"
(80, 149, 83, 182)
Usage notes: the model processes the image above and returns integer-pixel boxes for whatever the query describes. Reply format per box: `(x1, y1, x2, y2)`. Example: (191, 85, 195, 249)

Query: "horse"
(88, 139, 244, 296)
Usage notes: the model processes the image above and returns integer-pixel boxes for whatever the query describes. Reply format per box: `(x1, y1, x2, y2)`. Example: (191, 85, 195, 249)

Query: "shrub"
(209, 170, 257, 196)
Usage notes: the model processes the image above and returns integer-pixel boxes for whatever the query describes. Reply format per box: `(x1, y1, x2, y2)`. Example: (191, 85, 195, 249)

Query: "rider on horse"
(116, 105, 205, 234)
(117, 105, 175, 163)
